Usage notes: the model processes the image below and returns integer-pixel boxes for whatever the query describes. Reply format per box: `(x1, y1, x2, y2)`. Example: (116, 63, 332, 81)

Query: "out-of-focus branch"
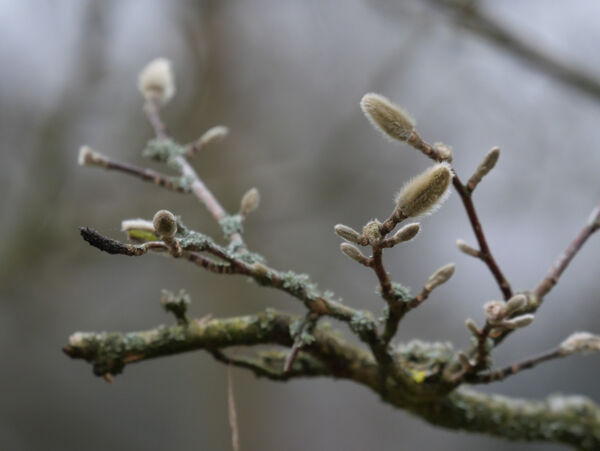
(426, 0, 600, 102)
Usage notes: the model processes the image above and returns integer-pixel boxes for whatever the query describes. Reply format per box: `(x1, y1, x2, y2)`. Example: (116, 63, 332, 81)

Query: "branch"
(425, 0, 600, 103)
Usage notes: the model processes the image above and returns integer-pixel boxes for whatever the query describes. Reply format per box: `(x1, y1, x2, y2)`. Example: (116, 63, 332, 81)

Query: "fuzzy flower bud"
(505, 294, 527, 316)
(138, 58, 176, 105)
(360, 93, 415, 141)
(334, 224, 364, 244)
(362, 220, 382, 246)
(240, 187, 260, 216)
(484, 301, 506, 324)
(121, 219, 155, 232)
(465, 318, 479, 336)
(467, 147, 500, 191)
(199, 126, 228, 147)
(340, 243, 369, 265)
(394, 162, 452, 218)
(433, 142, 453, 162)
(456, 239, 480, 258)
(424, 263, 455, 292)
(153, 209, 177, 238)
(499, 314, 535, 329)
(78, 146, 107, 167)
(391, 223, 420, 245)
(558, 332, 600, 356)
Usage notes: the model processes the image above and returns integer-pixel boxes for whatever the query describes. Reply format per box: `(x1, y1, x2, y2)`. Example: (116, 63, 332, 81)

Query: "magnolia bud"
(198, 126, 228, 148)
(505, 294, 527, 315)
(240, 187, 260, 216)
(558, 332, 600, 356)
(467, 147, 500, 191)
(456, 239, 480, 258)
(334, 224, 364, 244)
(432, 142, 453, 162)
(394, 162, 452, 218)
(360, 93, 415, 141)
(78, 146, 107, 167)
(138, 58, 176, 105)
(391, 223, 420, 245)
(340, 243, 369, 265)
(362, 220, 382, 246)
(484, 301, 506, 324)
(153, 210, 177, 238)
(424, 263, 455, 292)
(465, 318, 479, 336)
(499, 314, 534, 329)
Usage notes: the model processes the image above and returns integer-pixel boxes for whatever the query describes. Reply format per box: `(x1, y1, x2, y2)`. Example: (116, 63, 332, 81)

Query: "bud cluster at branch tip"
(395, 162, 453, 218)
(363, 220, 382, 246)
(484, 294, 533, 329)
(360, 93, 415, 142)
(138, 58, 176, 106)
(153, 209, 178, 239)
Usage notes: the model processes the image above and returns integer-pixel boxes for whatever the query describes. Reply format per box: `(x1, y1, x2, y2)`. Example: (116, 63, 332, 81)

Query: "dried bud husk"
(394, 162, 452, 218)
(484, 301, 506, 324)
(424, 263, 455, 292)
(467, 147, 500, 191)
(78, 146, 107, 167)
(241, 187, 260, 216)
(391, 223, 420, 245)
(138, 58, 176, 105)
(360, 93, 415, 141)
(456, 239, 480, 258)
(153, 209, 178, 238)
(559, 332, 600, 356)
(499, 314, 535, 329)
(363, 220, 382, 246)
(340, 243, 369, 265)
(505, 294, 527, 315)
(334, 224, 364, 244)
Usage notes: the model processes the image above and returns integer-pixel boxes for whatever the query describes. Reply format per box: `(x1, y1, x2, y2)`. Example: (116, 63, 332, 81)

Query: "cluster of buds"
(483, 294, 534, 329)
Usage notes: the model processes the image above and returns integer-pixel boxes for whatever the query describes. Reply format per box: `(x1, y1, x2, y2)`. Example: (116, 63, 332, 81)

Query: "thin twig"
(227, 366, 240, 451)
(467, 348, 562, 384)
(534, 203, 600, 300)
(97, 158, 189, 192)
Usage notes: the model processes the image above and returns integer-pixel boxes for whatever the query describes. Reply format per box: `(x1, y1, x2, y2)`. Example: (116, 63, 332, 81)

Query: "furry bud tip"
(153, 209, 177, 238)
(424, 263, 455, 292)
(78, 145, 106, 167)
(334, 224, 364, 244)
(360, 93, 415, 142)
(456, 239, 480, 258)
(505, 294, 527, 315)
(394, 162, 452, 218)
(484, 300, 506, 324)
(240, 187, 260, 216)
(465, 318, 479, 336)
(432, 142, 453, 162)
(500, 314, 534, 329)
(362, 220, 382, 246)
(559, 332, 600, 356)
(138, 58, 176, 105)
(340, 243, 369, 265)
(391, 223, 420, 244)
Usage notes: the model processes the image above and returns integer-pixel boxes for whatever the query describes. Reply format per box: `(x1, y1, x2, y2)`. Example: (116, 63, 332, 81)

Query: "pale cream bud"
(559, 332, 600, 356)
(340, 243, 370, 265)
(484, 300, 506, 324)
(505, 294, 527, 315)
(424, 263, 455, 292)
(153, 209, 177, 238)
(456, 239, 480, 258)
(334, 224, 364, 244)
(391, 223, 420, 244)
(78, 146, 107, 167)
(499, 314, 534, 329)
(138, 58, 176, 105)
(198, 126, 228, 148)
(360, 93, 415, 141)
(467, 147, 500, 191)
(394, 162, 452, 218)
(240, 187, 260, 216)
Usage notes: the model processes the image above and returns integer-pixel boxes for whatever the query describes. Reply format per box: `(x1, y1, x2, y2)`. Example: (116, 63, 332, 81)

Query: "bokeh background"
(2, 1, 600, 450)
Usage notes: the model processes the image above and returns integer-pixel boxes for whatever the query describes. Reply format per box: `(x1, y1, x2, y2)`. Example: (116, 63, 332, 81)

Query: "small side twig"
(227, 366, 240, 451)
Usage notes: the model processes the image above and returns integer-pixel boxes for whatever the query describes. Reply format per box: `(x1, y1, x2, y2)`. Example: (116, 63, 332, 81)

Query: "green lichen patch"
(219, 214, 244, 239)
(280, 271, 318, 297)
(142, 138, 187, 170)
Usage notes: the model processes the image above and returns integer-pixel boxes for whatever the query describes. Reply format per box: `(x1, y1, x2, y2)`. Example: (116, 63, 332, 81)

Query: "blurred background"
(2, 1, 600, 450)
